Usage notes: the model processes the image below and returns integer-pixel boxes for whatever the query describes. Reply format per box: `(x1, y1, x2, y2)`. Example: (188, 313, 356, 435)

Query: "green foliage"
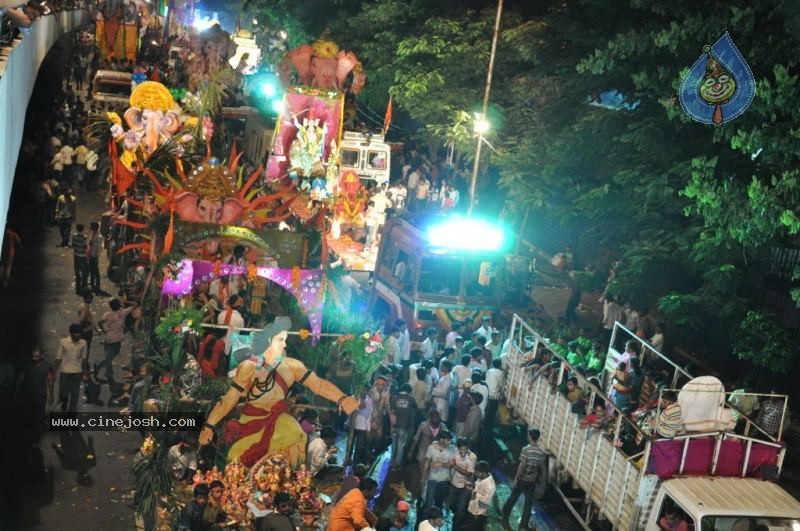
(732, 311, 794, 374)
(152, 307, 205, 373)
(241, 0, 800, 374)
(335, 334, 386, 393)
(131, 442, 176, 519)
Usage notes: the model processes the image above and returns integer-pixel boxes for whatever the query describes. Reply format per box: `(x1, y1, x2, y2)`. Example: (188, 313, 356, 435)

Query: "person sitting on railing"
(728, 381, 759, 434)
(561, 376, 583, 403)
(650, 392, 684, 439)
(617, 340, 640, 368)
(580, 401, 610, 431)
(756, 394, 785, 438)
(545, 360, 561, 394)
(610, 362, 632, 412)
(566, 341, 588, 369)
(629, 357, 643, 406)
(587, 338, 607, 372)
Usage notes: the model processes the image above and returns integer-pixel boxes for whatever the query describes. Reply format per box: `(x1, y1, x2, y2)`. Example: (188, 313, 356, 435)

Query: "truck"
(368, 214, 508, 342)
(92, 69, 132, 108)
(502, 313, 800, 530)
(338, 131, 393, 185)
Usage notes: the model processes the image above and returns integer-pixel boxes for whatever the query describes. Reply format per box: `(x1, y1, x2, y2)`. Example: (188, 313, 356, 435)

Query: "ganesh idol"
(198, 317, 358, 466)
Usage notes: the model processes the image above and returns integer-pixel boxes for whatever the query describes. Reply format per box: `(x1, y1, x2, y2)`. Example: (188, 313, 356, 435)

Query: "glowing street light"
(474, 113, 490, 135)
(468, 0, 504, 217)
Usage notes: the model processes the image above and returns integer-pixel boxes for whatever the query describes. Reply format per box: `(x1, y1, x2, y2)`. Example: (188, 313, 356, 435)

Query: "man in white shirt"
(59, 142, 74, 181)
(352, 393, 372, 464)
(453, 354, 473, 396)
(464, 460, 495, 529)
(485, 358, 503, 431)
(371, 186, 391, 226)
(389, 182, 407, 210)
(73, 142, 89, 188)
(448, 437, 477, 523)
(445, 325, 460, 348)
(217, 295, 245, 356)
(85, 149, 99, 191)
(418, 506, 444, 531)
(420, 327, 439, 361)
(395, 318, 411, 368)
(470, 372, 489, 416)
(306, 426, 341, 480)
(475, 316, 493, 341)
(384, 326, 402, 365)
(51, 151, 65, 180)
(486, 330, 502, 359)
(54, 324, 88, 412)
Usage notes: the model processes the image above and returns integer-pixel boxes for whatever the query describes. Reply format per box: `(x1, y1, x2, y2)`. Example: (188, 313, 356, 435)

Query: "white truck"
(502, 314, 800, 530)
(338, 131, 393, 184)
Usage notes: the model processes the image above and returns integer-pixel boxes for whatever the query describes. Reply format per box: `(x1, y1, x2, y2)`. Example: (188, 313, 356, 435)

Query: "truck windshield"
(701, 516, 800, 530)
(418, 256, 461, 296)
(96, 81, 131, 97)
(464, 258, 500, 297)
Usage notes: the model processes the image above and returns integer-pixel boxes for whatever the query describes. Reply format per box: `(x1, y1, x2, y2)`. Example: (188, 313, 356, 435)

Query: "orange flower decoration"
(291, 266, 301, 290)
(213, 260, 222, 276)
(247, 264, 258, 282)
(299, 329, 310, 340)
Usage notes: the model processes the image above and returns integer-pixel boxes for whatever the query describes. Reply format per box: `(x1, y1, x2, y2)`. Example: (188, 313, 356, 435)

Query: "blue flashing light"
(427, 216, 506, 252)
(261, 81, 278, 97)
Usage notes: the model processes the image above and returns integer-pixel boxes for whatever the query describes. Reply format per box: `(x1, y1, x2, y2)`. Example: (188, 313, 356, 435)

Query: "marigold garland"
(129, 81, 176, 111)
(213, 260, 222, 276)
(291, 266, 301, 290)
(106, 112, 122, 125)
(298, 329, 310, 340)
(247, 264, 258, 282)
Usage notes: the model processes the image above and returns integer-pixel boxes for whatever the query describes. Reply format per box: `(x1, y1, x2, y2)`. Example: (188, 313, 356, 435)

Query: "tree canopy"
(244, 0, 800, 377)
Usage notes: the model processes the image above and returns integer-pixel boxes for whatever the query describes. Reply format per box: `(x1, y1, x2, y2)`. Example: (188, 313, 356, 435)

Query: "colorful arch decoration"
(162, 259, 325, 335)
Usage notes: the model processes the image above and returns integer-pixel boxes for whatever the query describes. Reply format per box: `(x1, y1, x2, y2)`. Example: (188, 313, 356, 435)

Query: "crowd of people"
(168, 313, 521, 531)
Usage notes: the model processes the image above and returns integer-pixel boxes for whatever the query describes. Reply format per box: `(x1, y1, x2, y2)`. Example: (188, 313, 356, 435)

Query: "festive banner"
(162, 259, 325, 335)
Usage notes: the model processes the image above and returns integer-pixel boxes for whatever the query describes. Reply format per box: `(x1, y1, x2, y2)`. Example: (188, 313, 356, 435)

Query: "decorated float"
(88, 62, 387, 530)
(263, 35, 393, 271)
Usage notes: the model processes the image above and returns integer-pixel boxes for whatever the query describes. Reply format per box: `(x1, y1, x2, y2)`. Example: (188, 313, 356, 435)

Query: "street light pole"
(468, 0, 504, 217)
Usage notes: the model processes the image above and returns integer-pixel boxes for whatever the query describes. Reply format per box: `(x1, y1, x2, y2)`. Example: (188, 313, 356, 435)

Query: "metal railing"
(504, 314, 645, 529)
(607, 321, 691, 389)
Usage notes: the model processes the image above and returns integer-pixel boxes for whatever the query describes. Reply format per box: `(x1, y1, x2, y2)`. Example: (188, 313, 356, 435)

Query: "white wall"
(0, 9, 89, 247)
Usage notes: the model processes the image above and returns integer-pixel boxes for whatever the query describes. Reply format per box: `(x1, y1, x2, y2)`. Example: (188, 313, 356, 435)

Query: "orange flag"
(382, 95, 393, 136)
(163, 207, 174, 254)
(109, 140, 136, 197)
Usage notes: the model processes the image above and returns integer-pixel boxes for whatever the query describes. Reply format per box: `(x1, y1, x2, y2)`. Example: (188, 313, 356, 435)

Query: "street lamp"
(467, 0, 504, 217)
(473, 113, 491, 135)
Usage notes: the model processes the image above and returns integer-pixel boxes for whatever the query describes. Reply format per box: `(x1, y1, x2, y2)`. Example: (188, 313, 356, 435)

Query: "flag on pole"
(382, 96, 393, 136)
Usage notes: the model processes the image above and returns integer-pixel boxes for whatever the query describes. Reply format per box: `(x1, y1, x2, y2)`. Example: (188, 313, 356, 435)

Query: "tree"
(241, 0, 800, 372)
(495, 0, 800, 371)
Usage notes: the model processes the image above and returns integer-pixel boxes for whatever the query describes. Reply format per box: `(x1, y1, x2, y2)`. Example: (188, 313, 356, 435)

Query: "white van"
(92, 70, 132, 108)
(338, 131, 392, 184)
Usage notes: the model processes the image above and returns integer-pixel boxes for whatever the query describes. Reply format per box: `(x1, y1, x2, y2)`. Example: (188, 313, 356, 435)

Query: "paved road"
(1, 175, 140, 530)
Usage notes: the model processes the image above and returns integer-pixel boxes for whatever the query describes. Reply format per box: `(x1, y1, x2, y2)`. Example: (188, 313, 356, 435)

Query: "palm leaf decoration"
(86, 111, 115, 145)
(142, 127, 205, 177)
(184, 68, 239, 118)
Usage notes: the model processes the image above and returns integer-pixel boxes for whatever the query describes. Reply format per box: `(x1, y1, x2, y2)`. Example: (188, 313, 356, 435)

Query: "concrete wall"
(0, 9, 90, 246)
